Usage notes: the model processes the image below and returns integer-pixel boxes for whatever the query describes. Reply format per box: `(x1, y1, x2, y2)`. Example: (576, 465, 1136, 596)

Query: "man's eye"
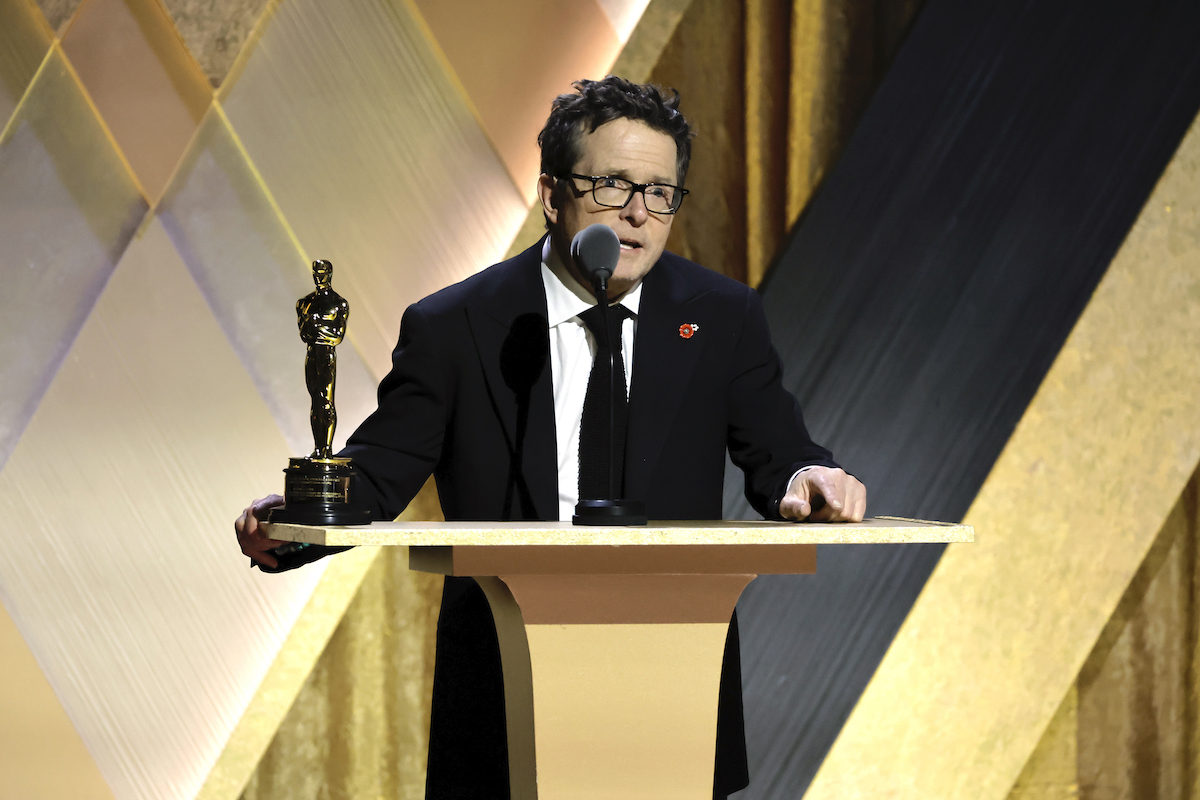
(599, 177, 623, 188)
(646, 186, 669, 198)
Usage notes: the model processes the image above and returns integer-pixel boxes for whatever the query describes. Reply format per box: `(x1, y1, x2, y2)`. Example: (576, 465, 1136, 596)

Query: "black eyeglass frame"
(560, 172, 689, 215)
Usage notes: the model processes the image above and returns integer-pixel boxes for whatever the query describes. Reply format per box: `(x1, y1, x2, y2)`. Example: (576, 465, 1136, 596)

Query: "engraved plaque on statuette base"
(269, 457, 372, 525)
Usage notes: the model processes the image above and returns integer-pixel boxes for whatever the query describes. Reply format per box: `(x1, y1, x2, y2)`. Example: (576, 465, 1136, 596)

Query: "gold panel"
(0, 0, 51, 130)
(0, 218, 325, 800)
(0, 599, 115, 800)
(160, 0, 272, 87)
(237, 548, 442, 800)
(219, 0, 528, 378)
(61, 0, 211, 201)
(413, 0, 622, 198)
(806, 115, 1200, 799)
(650, 0, 748, 282)
(198, 546, 382, 800)
(1076, 474, 1198, 799)
(0, 42, 146, 469)
(1004, 469, 1200, 800)
(1005, 687, 1077, 800)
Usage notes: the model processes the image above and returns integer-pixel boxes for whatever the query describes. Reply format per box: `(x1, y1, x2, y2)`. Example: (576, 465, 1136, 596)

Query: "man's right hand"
(235, 494, 287, 569)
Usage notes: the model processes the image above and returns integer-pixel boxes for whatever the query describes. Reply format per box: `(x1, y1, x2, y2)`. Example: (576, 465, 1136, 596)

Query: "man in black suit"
(237, 77, 865, 799)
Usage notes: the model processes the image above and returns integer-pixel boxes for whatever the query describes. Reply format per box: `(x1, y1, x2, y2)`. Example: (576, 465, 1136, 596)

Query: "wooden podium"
(267, 518, 972, 799)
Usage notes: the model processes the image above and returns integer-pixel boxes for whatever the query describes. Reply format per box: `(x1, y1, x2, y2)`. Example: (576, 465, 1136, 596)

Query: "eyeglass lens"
(592, 179, 679, 213)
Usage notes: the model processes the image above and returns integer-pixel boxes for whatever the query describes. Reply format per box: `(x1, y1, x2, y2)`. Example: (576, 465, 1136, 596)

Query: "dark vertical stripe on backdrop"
(723, 0, 1200, 797)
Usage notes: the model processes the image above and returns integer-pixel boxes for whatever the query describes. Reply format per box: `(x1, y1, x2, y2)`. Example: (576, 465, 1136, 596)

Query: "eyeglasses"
(561, 173, 688, 215)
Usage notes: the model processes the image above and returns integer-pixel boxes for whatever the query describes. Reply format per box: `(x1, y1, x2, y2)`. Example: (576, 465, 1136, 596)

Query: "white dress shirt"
(539, 237, 814, 522)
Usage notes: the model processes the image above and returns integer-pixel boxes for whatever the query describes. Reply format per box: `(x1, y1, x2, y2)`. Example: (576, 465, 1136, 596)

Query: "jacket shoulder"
(409, 241, 542, 319)
(653, 250, 756, 304)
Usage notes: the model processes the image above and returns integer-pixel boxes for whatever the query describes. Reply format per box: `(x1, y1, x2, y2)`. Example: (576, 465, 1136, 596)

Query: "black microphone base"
(572, 498, 647, 526)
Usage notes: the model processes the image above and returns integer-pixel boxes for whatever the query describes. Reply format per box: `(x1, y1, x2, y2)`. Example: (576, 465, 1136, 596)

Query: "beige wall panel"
(413, 0, 621, 199)
(61, 0, 211, 201)
(806, 115, 1200, 799)
(220, 0, 528, 379)
(0, 0, 50, 129)
(0, 600, 115, 800)
(0, 218, 329, 800)
(156, 105, 377, 455)
(597, 0, 653, 42)
(0, 43, 147, 471)
(160, 0, 271, 87)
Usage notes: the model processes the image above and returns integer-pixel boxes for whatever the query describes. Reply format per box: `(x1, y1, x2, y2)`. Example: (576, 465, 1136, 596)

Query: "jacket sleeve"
(725, 287, 839, 519)
(341, 302, 451, 520)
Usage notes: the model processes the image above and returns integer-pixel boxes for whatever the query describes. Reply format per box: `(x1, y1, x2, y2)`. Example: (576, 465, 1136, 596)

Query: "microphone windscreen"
(570, 224, 621, 286)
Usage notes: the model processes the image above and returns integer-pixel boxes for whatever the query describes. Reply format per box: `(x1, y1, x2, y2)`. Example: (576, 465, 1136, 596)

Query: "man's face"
(538, 118, 679, 298)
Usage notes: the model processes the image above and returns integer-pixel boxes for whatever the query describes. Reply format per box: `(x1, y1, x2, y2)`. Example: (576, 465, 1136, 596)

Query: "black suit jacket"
(343, 242, 836, 521)
(333, 242, 837, 799)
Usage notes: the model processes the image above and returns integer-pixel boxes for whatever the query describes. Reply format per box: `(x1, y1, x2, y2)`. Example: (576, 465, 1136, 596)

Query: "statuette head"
(312, 259, 333, 287)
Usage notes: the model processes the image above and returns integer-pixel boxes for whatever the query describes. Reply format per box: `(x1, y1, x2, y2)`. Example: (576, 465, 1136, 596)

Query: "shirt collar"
(540, 236, 642, 327)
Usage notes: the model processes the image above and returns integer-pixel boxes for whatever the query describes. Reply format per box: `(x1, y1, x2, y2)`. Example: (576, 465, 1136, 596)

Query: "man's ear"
(537, 173, 559, 225)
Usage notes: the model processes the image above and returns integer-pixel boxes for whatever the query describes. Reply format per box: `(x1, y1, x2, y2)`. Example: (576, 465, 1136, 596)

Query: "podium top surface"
(265, 516, 972, 547)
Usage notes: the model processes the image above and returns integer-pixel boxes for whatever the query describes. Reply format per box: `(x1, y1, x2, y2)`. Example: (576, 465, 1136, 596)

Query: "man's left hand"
(779, 467, 867, 522)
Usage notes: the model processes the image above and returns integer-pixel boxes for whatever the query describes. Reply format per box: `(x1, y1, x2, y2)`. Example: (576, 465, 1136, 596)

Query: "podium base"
(572, 498, 647, 526)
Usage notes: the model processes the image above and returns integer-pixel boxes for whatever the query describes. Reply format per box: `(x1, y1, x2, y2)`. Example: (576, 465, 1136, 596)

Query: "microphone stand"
(573, 272, 648, 526)
(595, 273, 618, 500)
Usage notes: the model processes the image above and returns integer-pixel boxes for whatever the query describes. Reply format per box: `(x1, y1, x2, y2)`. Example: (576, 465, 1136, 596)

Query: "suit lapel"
(626, 257, 705, 502)
(465, 245, 558, 520)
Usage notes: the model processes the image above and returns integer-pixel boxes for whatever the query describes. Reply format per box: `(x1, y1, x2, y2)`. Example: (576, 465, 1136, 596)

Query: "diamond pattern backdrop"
(0, 0, 647, 797)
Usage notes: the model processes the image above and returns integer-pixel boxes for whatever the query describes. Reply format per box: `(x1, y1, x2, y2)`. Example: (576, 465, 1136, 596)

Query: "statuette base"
(269, 457, 372, 526)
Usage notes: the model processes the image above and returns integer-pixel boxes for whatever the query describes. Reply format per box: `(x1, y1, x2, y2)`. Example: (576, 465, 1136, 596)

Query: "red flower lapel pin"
(678, 323, 699, 339)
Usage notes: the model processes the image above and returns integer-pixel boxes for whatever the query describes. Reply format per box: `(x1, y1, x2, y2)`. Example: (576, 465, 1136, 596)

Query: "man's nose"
(619, 189, 650, 225)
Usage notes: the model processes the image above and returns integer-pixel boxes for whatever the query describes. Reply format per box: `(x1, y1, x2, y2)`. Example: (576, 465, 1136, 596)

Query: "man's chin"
(609, 272, 646, 298)
(612, 251, 658, 288)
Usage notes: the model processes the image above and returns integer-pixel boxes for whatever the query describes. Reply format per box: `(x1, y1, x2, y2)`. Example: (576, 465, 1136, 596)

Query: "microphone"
(570, 224, 621, 290)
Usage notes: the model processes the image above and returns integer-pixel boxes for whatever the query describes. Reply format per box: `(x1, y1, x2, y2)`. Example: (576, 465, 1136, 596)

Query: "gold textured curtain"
(649, 0, 923, 286)
(1007, 469, 1200, 800)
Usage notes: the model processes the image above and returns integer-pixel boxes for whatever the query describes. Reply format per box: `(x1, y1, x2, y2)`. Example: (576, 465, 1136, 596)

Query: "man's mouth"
(619, 239, 642, 251)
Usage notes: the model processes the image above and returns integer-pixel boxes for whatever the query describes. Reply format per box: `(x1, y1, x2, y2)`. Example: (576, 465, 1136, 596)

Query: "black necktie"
(578, 303, 632, 500)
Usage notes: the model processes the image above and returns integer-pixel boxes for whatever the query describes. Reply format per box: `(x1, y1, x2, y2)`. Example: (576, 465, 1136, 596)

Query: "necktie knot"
(578, 303, 632, 348)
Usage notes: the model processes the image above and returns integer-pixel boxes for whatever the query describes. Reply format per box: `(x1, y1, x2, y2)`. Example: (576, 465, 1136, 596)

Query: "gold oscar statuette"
(268, 260, 372, 526)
